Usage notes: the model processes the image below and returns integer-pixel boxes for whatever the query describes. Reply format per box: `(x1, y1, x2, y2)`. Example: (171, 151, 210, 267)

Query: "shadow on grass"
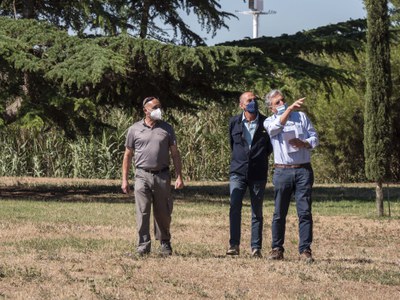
(1, 182, 400, 203)
(312, 185, 400, 202)
(174, 184, 400, 203)
(0, 184, 131, 203)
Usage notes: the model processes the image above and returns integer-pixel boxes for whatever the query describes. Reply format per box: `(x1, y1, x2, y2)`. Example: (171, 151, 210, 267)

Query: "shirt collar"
(242, 112, 259, 123)
(142, 118, 160, 128)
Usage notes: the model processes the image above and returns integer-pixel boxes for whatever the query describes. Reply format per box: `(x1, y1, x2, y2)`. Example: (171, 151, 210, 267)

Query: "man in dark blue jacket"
(227, 91, 272, 257)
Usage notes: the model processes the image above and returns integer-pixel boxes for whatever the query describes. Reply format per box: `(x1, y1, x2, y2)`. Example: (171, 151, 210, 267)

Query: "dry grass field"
(0, 177, 399, 299)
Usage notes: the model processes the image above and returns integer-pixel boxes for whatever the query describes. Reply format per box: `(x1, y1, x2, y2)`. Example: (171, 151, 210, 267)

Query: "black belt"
(274, 163, 311, 169)
(137, 167, 169, 174)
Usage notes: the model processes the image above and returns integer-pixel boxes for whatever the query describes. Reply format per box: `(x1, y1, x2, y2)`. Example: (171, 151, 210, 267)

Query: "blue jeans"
(271, 166, 314, 254)
(229, 175, 266, 250)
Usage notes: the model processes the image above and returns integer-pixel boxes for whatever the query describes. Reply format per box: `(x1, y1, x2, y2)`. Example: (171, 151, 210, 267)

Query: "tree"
(124, 0, 235, 46)
(1, 16, 373, 138)
(0, 0, 101, 34)
(389, 0, 400, 182)
(364, 0, 392, 216)
(220, 19, 368, 97)
(0, 17, 260, 137)
(0, 1, 237, 134)
(0, 0, 235, 46)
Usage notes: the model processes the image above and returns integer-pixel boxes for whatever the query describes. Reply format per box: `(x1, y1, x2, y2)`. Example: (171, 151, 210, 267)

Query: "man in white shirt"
(263, 89, 319, 263)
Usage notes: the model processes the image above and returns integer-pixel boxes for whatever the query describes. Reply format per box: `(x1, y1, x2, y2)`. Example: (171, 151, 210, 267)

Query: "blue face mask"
(246, 100, 259, 114)
(276, 103, 288, 115)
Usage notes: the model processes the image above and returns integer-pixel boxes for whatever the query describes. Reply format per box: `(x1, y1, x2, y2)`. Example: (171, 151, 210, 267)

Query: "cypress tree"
(364, 0, 392, 216)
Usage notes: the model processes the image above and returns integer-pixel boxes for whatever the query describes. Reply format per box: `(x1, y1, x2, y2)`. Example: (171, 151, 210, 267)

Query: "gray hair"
(264, 89, 283, 107)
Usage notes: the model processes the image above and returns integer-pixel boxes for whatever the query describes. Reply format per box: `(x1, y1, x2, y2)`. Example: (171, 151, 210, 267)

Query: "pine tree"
(129, 0, 235, 46)
(0, 16, 372, 138)
(364, 0, 392, 216)
(0, 17, 259, 136)
(221, 19, 368, 96)
(0, 0, 235, 45)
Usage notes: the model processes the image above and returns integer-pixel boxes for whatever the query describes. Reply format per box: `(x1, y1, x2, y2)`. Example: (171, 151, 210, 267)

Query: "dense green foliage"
(0, 0, 234, 46)
(0, 17, 259, 137)
(0, 15, 366, 136)
(364, 0, 393, 215)
(220, 19, 367, 96)
(389, 43, 400, 179)
(0, 109, 129, 179)
(0, 105, 235, 181)
(364, 0, 392, 181)
(1, 2, 400, 183)
(1, 79, 399, 182)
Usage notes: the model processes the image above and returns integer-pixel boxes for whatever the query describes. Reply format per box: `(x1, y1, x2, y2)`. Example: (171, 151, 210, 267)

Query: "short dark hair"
(142, 96, 157, 107)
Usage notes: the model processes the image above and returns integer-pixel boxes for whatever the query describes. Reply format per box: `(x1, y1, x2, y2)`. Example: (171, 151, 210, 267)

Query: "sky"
(183, 0, 367, 45)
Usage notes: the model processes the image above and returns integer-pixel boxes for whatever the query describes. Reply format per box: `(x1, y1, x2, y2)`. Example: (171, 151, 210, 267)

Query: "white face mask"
(150, 108, 162, 120)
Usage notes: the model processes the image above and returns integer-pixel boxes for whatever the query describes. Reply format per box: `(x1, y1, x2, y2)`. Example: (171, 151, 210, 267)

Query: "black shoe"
(136, 247, 150, 256)
(267, 248, 284, 260)
(226, 245, 240, 256)
(160, 241, 172, 256)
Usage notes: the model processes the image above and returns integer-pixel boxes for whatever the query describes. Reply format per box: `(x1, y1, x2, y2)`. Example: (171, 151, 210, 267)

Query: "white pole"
(253, 13, 259, 38)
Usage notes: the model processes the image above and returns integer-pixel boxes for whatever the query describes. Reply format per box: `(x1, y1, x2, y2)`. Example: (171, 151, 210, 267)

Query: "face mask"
(245, 100, 258, 114)
(276, 103, 288, 115)
(150, 108, 162, 120)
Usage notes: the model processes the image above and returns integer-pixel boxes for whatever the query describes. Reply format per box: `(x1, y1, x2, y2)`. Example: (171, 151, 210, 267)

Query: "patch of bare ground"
(1, 177, 399, 299)
(1, 199, 399, 299)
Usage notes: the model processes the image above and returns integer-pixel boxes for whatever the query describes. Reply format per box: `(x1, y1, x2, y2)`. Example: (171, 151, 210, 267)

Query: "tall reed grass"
(0, 104, 238, 180)
(0, 109, 130, 179)
(1, 102, 348, 182)
(167, 103, 236, 181)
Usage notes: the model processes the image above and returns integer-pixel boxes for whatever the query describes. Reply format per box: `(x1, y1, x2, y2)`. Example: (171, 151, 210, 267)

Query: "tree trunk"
(22, 0, 35, 19)
(375, 181, 384, 217)
(139, 0, 151, 38)
(4, 72, 36, 123)
(13, 0, 17, 19)
(3, 97, 22, 123)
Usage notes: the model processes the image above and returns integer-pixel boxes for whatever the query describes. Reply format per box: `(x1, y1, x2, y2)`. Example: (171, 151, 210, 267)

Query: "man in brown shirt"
(121, 97, 184, 256)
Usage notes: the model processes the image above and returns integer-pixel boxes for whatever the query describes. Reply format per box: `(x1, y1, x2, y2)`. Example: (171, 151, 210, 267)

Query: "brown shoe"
(268, 248, 284, 260)
(299, 249, 314, 263)
(226, 245, 240, 256)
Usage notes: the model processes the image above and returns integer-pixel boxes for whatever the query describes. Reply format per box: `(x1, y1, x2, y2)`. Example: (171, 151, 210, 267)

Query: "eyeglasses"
(273, 97, 285, 105)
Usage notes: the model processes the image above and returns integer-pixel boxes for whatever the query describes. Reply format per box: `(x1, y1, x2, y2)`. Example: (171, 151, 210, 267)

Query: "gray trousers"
(134, 168, 173, 252)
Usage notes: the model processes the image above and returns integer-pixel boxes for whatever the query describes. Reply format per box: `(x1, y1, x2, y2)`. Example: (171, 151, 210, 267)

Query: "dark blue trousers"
(271, 166, 314, 254)
(229, 175, 266, 250)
